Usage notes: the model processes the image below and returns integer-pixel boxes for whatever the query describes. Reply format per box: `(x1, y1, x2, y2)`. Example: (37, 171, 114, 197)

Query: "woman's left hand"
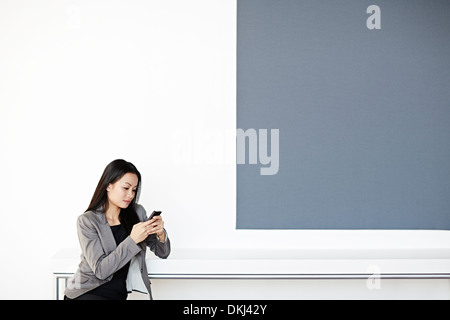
(146, 215, 165, 241)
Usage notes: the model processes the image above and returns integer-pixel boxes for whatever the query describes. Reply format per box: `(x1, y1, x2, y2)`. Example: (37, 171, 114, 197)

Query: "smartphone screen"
(148, 210, 162, 221)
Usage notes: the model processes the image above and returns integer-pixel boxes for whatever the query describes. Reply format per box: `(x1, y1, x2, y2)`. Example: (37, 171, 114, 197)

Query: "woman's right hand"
(130, 220, 152, 244)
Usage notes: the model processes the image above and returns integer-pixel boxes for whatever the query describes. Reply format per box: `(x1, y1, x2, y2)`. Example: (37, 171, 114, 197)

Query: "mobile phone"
(147, 210, 162, 220)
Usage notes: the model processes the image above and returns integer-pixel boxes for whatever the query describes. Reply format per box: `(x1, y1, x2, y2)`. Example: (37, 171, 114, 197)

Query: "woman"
(64, 159, 171, 300)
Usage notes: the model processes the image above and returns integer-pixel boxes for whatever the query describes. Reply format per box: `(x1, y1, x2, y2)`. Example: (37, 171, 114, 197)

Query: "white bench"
(52, 247, 450, 299)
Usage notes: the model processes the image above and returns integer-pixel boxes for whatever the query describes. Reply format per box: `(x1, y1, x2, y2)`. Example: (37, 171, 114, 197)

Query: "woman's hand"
(130, 220, 152, 244)
(146, 215, 166, 242)
(130, 216, 166, 244)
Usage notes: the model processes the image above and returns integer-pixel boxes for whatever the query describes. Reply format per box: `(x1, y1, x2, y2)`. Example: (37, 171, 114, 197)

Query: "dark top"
(88, 224, 130, 300)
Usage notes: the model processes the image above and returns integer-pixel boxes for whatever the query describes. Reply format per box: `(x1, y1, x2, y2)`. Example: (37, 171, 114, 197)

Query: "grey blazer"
(64, 204, 170, 300)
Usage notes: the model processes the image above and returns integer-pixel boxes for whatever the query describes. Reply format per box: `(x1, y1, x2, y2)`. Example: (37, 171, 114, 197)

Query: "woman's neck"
(105, 204, 121, 226)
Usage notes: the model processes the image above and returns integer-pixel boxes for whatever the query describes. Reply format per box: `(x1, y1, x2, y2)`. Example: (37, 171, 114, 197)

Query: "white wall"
(1, 0, 449, 299)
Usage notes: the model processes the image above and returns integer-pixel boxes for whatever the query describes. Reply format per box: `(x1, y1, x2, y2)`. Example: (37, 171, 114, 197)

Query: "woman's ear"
(106, 183, 112, 192)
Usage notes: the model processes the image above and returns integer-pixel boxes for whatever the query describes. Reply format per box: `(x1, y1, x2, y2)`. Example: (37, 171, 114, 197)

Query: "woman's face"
(106, 172, 139, 209)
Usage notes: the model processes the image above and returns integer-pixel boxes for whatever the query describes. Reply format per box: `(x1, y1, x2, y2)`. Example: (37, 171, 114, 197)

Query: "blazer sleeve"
(136, 204, 171, 259)
(145, 231, 171, 259)
(77, 213, 142, 280)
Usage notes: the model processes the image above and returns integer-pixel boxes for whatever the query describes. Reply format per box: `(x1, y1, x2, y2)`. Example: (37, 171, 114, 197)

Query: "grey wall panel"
(237, 0, 450, 229)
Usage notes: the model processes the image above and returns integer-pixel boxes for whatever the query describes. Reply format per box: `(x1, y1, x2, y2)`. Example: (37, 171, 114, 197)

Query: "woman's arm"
(145, 228, 171, 259)
(77, 213, 142, 280)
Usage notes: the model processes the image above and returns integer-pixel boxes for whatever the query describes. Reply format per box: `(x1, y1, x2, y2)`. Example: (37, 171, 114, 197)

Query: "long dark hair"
(86, 159, 141, 234)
